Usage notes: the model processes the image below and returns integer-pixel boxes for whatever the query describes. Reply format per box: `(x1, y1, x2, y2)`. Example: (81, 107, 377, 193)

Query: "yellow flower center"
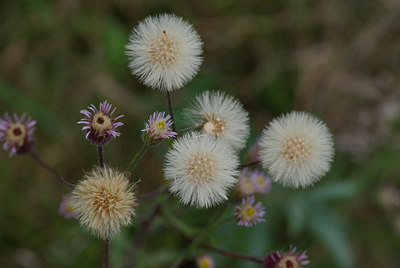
(281, 135, 310, 163)
(239, 204, 257, 221)
(92, 112, 112, 134)
(240, 177, 255, 195)
(157, 120, 166, 130)
(66, 204, 75, 213)
(202, 113, 226, 135)
(199, 259, 212, 268)
(6, 123, 26, 147)
(151, 30, 178, 66)
(277, 255, 299, 268)
(258, 176, 265, 185)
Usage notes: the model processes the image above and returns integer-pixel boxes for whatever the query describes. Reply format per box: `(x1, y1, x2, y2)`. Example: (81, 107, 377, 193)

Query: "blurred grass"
(1, 0, 400, 267)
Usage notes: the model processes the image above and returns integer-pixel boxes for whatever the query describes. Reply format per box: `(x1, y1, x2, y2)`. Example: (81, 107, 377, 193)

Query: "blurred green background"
(1, 0, 400, 267)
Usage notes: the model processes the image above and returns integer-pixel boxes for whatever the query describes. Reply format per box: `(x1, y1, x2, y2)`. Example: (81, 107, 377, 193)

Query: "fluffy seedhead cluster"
(72, 167, 136, 238)
(185, 91, 250, 151)
(164, 133, 239, 208)
(0, 113, 36, 157)
(126, 13, 203, 91)
(259, 111, 334, 188)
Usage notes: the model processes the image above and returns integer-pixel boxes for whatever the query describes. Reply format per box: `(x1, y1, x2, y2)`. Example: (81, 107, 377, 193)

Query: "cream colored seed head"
(281, 135, 310, 163)
(202, 114, 226, 135)
(92, 112, 112, 134)
(6, 123, 26, 146)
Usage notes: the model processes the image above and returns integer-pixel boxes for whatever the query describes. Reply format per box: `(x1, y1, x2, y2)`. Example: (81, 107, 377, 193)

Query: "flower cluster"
(0, 113, 36, 157)
(237, 168, 272, 196)
(196, 254, 215, 268)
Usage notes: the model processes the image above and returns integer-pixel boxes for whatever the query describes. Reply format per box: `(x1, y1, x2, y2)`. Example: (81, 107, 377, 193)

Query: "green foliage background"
(1, 0, 400, 267)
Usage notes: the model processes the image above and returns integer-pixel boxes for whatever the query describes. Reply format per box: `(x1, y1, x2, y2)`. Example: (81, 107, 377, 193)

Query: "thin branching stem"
(97, 146, 104, 168)
(127, 144, 148, 172)
(238, 160, 260, 169)
(166, 91, 177, 134)
(30, 151, 75, 187)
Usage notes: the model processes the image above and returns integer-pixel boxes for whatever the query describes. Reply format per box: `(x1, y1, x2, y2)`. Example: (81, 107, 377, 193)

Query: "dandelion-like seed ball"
(126, 13, 203, 91)
(234, 195, 266, 227)
(259, 111, 334, 188)
(164, 132, 239, 208)
(0, 113, 36, 157)
(72, 167, 136, 238)
(185, 91, 250, 151)
(263, 246, 309, 268)
(78, 100, 124, 146)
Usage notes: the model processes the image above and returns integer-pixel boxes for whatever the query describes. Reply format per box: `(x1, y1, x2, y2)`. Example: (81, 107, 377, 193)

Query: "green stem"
(127, 144, 148, 172)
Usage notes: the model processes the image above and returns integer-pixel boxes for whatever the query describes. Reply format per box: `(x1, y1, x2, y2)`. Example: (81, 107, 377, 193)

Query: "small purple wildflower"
(0, 113, 36, 157)
(250, 169, 272, 194)
(59, 194, 78, 219)
(196, 254, 215, 268)
(78, 100, 124, 146)
(234, 195, 265, 227)
(142, 112, 177, 145)
(263, 246, 310, 268)
(237, 168, 256, 196)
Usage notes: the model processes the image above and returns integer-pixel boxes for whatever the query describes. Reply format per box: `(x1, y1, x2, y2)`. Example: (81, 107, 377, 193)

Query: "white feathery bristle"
(184, 91, 250, 151)
(164, 132, 239, 208)
(126, 13, 203, 91)
(259, 111, 334, 188)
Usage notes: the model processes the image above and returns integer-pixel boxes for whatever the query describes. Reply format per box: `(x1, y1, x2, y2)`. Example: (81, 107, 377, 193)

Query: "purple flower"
(142, 112, 177, 145)
(263, 246, 309, 268)
(237, 168, 256, 196)
(78, 100, 124, 146)
(196, 254, 215, 268)
(59, 194, 78, 219)
(250, 169, 272, 194)
(0, 113, 36, 157)
(234, 195, 265, 227)
(237, 168, 271, 196)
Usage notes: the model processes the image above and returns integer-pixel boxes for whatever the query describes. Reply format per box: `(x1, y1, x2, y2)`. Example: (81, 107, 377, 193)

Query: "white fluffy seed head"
(72, 167, 137, 238)
(259, 111, 334, 188)
(184, 91, 250, 151)
(126, 13, 203, 91)
(164, 132, 239, 208)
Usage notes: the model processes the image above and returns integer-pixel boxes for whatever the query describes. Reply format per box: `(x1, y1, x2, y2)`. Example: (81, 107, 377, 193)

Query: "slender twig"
(203, 244, 263, 264)
(97, 146, 104, 168)
(134, 204, 161, 247)
(238, 160, 260, 169)
(166, 91, 177, 133)
(127, 144, 148, 172)
(104, 238, 110, 268)
(159, 207, 263, 264)
(30, 151, 75, 187)
(138, 187, 168, 202)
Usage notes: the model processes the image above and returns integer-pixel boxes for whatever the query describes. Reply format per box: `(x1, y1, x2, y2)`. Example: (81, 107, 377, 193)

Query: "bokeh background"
(1, 0, 400, 267)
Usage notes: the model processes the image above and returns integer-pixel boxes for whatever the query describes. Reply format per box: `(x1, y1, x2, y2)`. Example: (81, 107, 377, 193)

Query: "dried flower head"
(234, 195, 265, 227)
(185, 91, 250, 151)
(126, 13, 203, 91)
(196, 254, 215, 268)
(72, 167, 136, 238)
(142, 111, 177, 145)
(59, 194, 78, 219)
(263, 246, 309, 268)
(164, 132, 239, 208)
(259, 111, 334, 188)
(0, 113, 36, 157)
(78, 100, 124, 146)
